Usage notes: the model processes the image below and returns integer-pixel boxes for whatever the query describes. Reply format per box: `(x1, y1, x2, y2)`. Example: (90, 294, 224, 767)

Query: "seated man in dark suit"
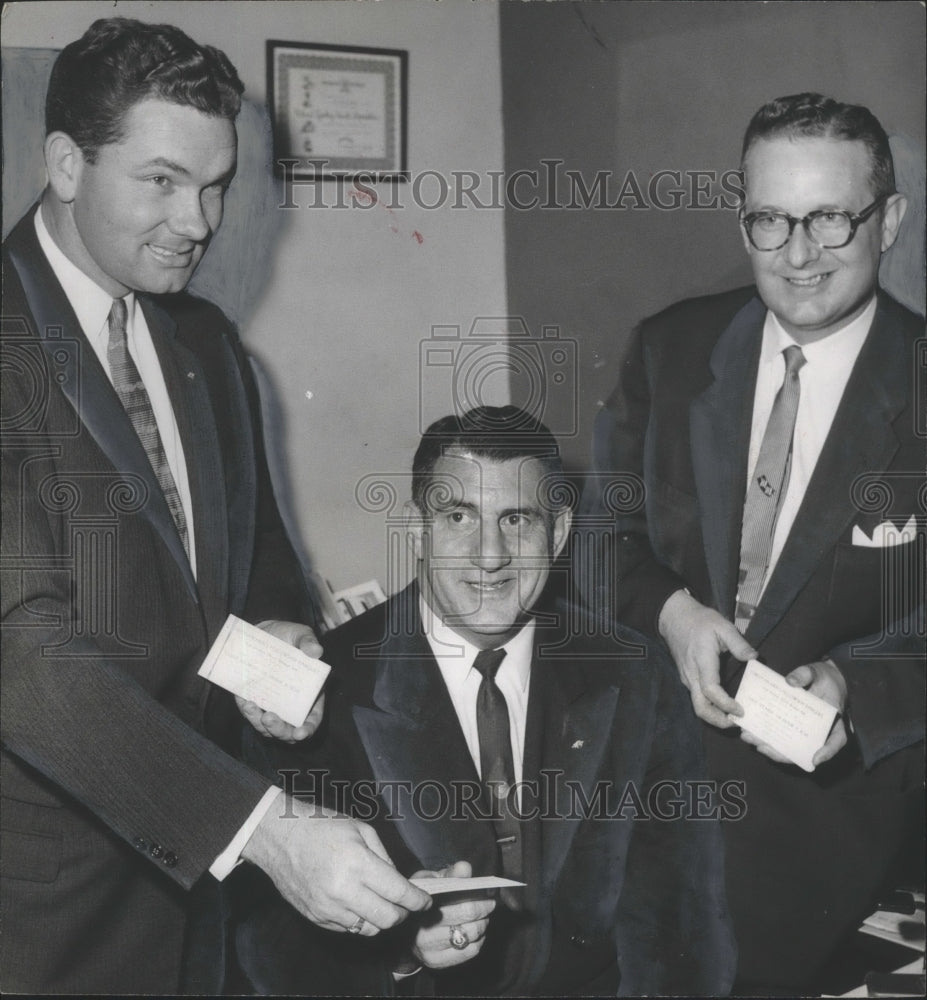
(238, 405, 736, 996)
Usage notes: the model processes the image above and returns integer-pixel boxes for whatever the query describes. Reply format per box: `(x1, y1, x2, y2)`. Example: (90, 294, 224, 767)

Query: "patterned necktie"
(735, 345, 806, 631)
(107, 298, 190, 558)
(473, 647, 523, 904)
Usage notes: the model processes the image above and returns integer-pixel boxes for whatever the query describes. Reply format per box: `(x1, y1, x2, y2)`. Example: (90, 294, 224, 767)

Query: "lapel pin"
(571, 740, 585, 749)
(186, 371, 195, 380)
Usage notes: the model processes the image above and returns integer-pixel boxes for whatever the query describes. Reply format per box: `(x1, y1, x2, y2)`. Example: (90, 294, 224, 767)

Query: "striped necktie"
(107, 298, 190, 559)
(735, 344, 806, 631)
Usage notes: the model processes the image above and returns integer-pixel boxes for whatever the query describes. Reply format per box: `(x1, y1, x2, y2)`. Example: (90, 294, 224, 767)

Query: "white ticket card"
(197, 615, 329, 728)
(731, 659, 838, 772)
(410, 876, 525, 896)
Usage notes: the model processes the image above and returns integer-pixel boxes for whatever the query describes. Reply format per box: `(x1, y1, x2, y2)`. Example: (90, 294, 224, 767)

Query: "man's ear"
(550, 507, 573, 561)
(44, 131, 83, 203)
(403, 500, 427, 561)
(879, 192, 908, 253)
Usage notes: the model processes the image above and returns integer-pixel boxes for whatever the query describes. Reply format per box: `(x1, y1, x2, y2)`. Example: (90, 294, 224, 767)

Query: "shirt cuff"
(209, 785, 281, 881)
(393, 965, 423, 980)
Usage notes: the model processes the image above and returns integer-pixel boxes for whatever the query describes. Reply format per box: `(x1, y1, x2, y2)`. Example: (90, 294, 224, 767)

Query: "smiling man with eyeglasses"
(738, 107, 907, 346)
(583, 93, 924, 994)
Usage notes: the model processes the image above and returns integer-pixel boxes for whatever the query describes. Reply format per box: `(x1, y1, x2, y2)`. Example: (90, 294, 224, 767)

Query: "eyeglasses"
(740, 195, 889, 251)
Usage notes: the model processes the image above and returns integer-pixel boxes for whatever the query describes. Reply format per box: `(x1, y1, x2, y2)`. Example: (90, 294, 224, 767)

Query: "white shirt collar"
(762, 295, 876, 369)
(421, 595, 534, 694)
(34, 205, 136, 347)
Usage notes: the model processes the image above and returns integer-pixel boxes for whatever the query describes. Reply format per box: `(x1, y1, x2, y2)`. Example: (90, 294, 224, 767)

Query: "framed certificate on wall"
(267, 40, 408, 181)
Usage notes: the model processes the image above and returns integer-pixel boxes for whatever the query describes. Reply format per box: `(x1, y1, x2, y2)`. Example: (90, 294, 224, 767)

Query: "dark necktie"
(107, 298, 190, 558)
(736, 345, 806, 631)
(473, 648, 523, 904)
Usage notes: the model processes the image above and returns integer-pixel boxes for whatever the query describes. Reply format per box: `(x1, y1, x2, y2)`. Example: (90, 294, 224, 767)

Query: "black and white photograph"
(2, 1, 924, 996)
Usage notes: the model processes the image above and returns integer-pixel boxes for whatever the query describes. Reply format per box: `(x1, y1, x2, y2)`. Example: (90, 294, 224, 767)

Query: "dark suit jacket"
(0, 210, 310, 994)
(237, 583, 736, 996)
(581, 286, 925, 988)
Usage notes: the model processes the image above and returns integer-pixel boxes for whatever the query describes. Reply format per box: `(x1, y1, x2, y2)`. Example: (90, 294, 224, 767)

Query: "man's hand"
(410, 862, 496, 970)
(236, 693, 324, 743)
(658, 589, 757, 728)
(236, 620, 325, 742)
(241, 799, 431, 935)
(740, 659, 849, 766)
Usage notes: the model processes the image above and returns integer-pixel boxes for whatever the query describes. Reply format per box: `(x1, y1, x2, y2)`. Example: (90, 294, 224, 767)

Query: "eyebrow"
(437, 500, 542, 520)
(499, 506, 543, 521)
(747, 202, 847, 214)
(140, 157, 237, 185)
(141, 157, 191, 176)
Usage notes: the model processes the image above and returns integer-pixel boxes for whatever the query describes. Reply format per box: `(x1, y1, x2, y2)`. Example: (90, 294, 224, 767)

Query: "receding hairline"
(741, 133, 885, 200)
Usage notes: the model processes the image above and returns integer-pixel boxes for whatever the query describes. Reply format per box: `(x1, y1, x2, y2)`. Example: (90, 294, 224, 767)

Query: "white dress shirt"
(421, 597, 533, 800)
(747, 298, 876, 586)
(35, 207, 197, 577)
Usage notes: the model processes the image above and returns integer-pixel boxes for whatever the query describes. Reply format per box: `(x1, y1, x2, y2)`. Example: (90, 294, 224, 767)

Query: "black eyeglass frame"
(740, 194, 890, 251)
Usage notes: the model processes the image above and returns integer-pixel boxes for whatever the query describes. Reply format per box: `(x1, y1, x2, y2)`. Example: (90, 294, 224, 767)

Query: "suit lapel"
(531, 653, 620, 898)
(140, 297, 228, 633)
(354, 595, 624, 886)
(7, 222, 197, 600)
(748, 299, 907, 645)
(689, 296, 765, 616)
(352, 589, 499, 873)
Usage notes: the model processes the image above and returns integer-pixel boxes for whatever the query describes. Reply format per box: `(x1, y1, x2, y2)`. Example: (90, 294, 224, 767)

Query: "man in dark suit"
(239, 405, 736, 996)
(0, 18, 428, 994)
(582, 93, 925, 993)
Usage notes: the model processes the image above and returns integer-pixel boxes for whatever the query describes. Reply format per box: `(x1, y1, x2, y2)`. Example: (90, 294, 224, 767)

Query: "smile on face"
(411, 451, 571, 649)
(741, 136, 905, 345)
(46, 97, 237, 297)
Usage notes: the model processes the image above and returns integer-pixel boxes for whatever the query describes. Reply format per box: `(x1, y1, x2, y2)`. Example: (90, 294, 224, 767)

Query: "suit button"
(133, 836, 148, 852)
(163, 852, 178, 868)
(570, 934, 587, 947)
(149, 842, 164, 859)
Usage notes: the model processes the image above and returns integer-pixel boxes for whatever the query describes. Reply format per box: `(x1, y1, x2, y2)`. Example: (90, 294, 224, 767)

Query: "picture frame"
(267, 40, 408, 181)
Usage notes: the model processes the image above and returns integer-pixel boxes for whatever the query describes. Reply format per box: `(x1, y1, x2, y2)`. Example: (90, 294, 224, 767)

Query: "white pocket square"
(852, 515, 918, 548)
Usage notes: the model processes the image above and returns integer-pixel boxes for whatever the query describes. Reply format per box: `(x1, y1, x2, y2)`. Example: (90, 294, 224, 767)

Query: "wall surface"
(3, 0, 508, 597)
(500, 0, 926, 471)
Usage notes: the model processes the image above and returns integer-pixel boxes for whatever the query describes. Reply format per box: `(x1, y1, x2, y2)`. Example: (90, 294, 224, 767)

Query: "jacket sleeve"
(828, 612, 925, 768)
(577, 319, 687, 637)
(611, 651, 737, 995)
(0, 455, 272, 889)
(233, 333, 316, 629)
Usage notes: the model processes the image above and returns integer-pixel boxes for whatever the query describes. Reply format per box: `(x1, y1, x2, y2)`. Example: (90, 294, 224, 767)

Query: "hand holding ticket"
(411, 875, 525, 895)
(198, 615, 330, 727)
(730, 659, 838, 772)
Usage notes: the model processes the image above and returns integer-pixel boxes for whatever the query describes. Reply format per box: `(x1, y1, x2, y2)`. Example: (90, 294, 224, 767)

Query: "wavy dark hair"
(741, 92, 895, 200)
(46, 17, 243, 162)
(412, 406, 566, 522)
